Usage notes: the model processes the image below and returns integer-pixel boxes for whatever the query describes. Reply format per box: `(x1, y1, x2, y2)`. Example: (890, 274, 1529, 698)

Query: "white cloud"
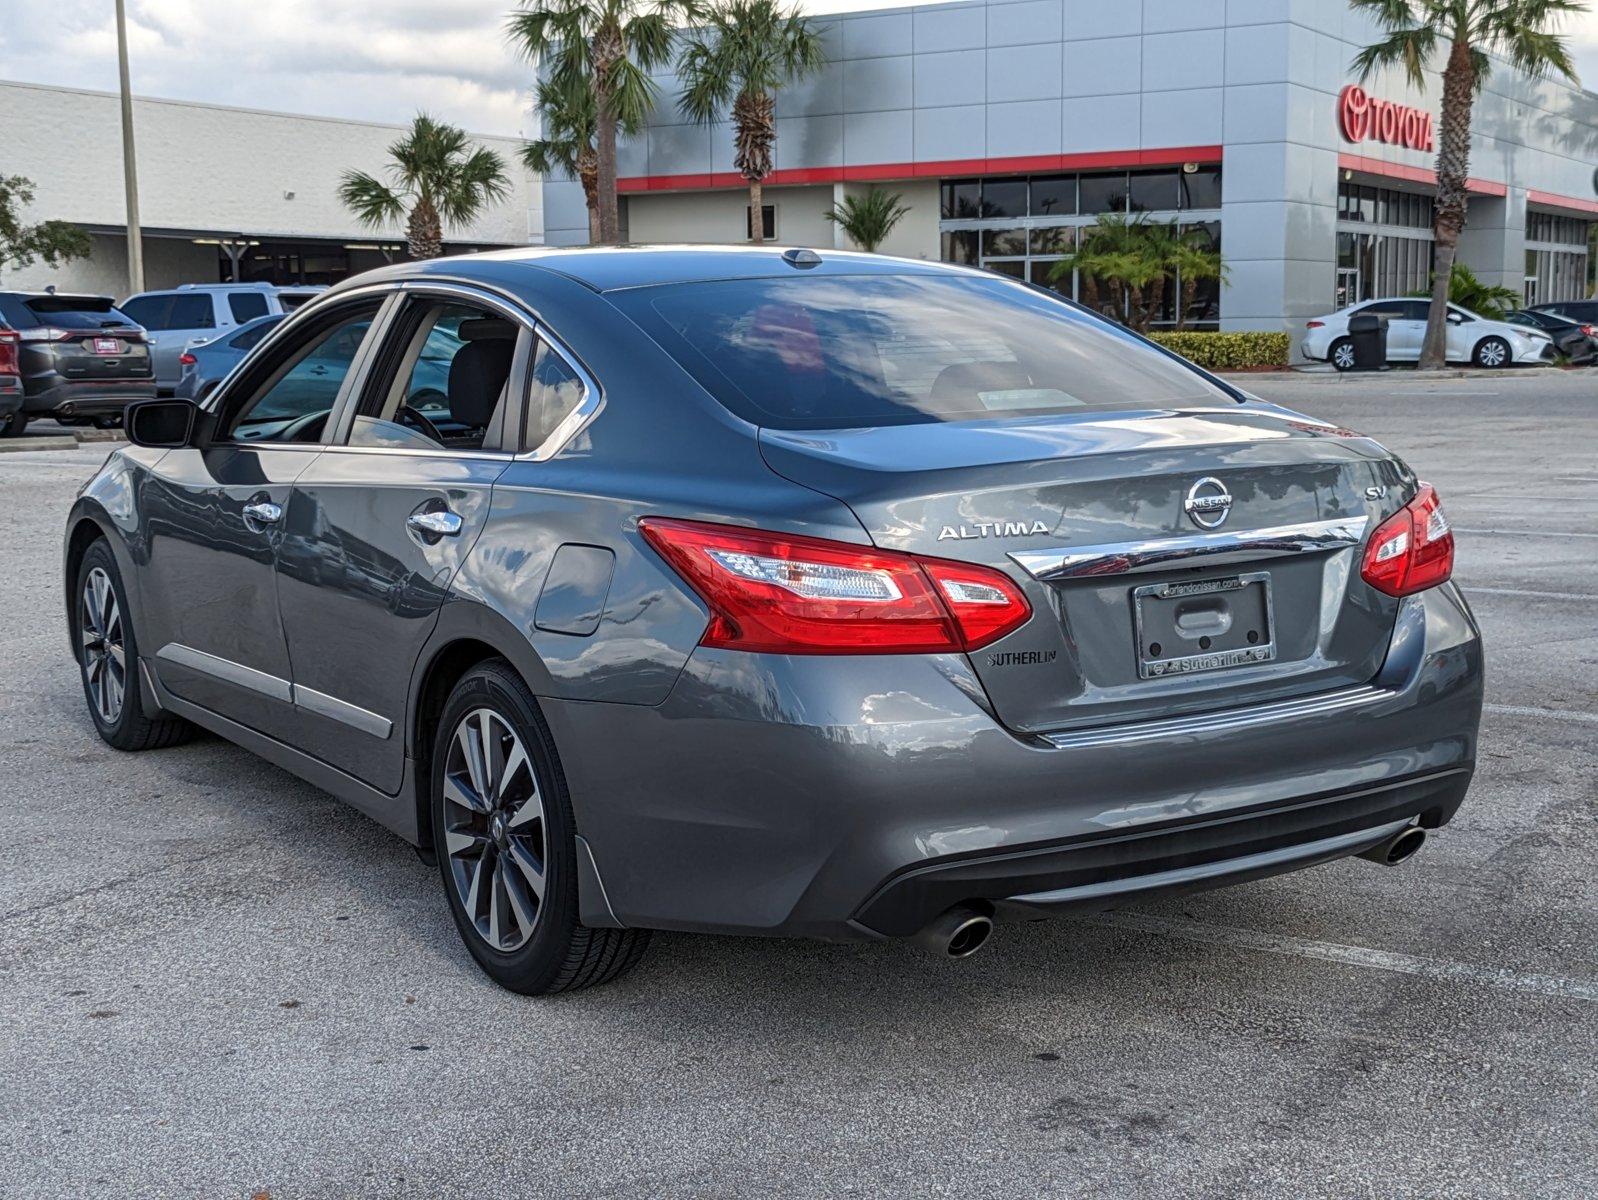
(0, 0, 1594, 140)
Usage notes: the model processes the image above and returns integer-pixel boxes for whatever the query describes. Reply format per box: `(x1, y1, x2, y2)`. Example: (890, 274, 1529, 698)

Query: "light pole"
(115, 0, 144, 294)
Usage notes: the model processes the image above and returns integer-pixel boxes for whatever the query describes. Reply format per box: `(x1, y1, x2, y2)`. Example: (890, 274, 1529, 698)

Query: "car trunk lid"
(761, 404, 1408, 733)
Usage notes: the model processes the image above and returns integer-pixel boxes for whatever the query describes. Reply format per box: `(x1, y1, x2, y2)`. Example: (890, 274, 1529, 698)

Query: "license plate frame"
(1133, 571, 1276, 680)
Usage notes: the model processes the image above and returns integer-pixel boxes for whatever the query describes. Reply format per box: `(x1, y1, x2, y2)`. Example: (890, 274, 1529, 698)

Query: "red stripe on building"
(616, 145, 1224, 193)
(1337, 152, 1507, 197)
(1527, 189, 1598, 216)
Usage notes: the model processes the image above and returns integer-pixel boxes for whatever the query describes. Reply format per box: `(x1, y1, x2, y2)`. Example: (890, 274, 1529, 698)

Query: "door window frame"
(204, 289, 396, 449)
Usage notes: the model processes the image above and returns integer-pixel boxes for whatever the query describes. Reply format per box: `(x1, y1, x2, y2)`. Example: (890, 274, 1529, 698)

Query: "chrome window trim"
(1009, 516, 1370, 581)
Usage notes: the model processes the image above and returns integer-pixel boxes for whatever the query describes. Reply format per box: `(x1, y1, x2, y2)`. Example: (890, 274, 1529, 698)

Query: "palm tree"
(1410, 261, 1522, 316)
(524, 77, 644, 244)
(1169, 234, 1227, 330)
(338, 114, 511, 260)
(676, 0, 826, 244)
(1351, 0, 1581, 368)
(823, 188, 911, 252)
(509, 0, 697, 245)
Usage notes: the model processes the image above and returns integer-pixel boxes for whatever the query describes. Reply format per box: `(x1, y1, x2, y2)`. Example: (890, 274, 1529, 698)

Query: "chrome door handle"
(408, 509, 463, 537)
(242, 500, 282, 525)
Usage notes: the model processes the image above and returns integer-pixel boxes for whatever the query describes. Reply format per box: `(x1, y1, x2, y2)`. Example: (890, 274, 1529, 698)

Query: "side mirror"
(1446, 312, 1465, 325)
(125, 398, 199, 449)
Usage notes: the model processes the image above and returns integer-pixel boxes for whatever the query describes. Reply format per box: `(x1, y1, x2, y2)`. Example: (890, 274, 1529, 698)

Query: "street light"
(115, 0, 144, 294)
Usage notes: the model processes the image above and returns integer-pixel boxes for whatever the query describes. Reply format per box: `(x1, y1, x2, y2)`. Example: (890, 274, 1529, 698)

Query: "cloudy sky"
(2, 0, 1597, 139)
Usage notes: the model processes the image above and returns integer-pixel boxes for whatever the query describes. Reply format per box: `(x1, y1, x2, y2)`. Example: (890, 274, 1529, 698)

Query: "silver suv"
(118, 283, 325, 391)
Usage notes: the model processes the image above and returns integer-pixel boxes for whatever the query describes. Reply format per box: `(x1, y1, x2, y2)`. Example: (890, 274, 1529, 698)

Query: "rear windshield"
(6, 295, 135, 330)
(610, 273, 1235, 430)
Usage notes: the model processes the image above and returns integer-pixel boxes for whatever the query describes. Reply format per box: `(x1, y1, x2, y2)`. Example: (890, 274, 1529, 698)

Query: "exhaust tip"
(913, 904, 993, 958)
(1385, 825, 1426, 865)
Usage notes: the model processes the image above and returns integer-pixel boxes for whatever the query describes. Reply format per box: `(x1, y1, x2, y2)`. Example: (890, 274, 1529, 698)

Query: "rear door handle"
(242, 500, 282, 525)
(408, 509, 463, 538)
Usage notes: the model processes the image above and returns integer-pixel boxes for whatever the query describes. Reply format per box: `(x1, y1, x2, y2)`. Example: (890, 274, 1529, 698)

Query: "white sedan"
(1302, 298, 1556, 370)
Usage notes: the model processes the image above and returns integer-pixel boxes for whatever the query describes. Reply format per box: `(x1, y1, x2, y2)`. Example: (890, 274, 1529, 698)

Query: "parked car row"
(1302, 296, 1592, 370)
(0, 282, 324, 435)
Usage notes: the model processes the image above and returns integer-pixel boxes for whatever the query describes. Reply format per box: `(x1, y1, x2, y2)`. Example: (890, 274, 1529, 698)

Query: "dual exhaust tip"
(913, 825, 1428, 958)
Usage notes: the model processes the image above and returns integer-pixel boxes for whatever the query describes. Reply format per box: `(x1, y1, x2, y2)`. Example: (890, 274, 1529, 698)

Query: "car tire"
(74, 539, 196, 752)
(1329, 338, 1357, 372)
(431, 659, 650, 995)
(0, 411, 27, 438)
(1473, 336, 1511, 369)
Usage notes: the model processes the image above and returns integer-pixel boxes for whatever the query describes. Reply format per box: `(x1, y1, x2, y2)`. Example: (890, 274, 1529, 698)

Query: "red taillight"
(1360, 483, 1454, 597)
(0, 330, 18, 376)
(1305, 320, 1325, 329)
(179, 352, 197, 366)
(638, 517, 1032, 655)
(1581, 324, 1596, 337)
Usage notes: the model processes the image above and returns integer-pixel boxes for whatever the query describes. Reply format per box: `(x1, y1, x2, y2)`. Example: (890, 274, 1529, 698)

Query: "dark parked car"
(0, 292, 155, 436)
(65, 247, 1483, 994)
(1529, 299, 1598, 326)
(1510, 306, 1598, 362)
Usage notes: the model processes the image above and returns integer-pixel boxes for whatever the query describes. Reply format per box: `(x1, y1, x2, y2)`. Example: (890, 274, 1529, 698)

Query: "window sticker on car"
(977, 388, 1084, 410)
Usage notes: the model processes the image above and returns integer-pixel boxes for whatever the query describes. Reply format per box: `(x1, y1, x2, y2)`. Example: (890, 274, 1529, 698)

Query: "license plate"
(1133, 572, 1275, 679)
(92, 338, 121, 355)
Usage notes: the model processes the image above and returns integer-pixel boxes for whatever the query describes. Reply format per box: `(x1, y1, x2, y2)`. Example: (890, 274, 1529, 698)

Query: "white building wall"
(0, 80, 542, 296)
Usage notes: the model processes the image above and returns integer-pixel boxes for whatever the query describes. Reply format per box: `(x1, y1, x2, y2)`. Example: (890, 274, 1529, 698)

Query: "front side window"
(347, 300, 522, 452)
(613, 273, 1235, 431)
(220, 304, 379, 443)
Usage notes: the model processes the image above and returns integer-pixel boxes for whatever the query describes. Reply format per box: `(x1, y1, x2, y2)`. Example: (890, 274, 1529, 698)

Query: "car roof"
(349, 244, 967, 295)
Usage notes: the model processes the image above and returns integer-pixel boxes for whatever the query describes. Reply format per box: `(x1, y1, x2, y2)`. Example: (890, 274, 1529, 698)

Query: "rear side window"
(230, 316, 283, 350)
(167, 294, 216, 330)
(524, 339, 586, 450)
(229, 292, 270, 323)
(611, 273, 1232, 430)
(119, 295, 173, 330)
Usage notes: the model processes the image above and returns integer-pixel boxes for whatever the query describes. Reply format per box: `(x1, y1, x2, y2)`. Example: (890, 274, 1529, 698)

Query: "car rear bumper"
(23, 379, 158, 417)
(543, 582, 1483, 942)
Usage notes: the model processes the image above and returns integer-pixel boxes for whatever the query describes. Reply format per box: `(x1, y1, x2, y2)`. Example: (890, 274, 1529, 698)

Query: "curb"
(0, 431, 127, 454)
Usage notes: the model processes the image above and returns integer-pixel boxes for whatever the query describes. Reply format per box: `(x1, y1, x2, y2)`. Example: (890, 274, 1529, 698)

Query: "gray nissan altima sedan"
(64, 246, 1483, 993)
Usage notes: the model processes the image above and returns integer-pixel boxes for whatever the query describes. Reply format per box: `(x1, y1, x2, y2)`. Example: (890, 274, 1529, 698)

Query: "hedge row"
(1146, 331, 1291, 371)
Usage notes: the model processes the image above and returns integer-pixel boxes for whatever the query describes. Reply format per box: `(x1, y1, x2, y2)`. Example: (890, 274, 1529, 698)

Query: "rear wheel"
(431, 660, 649, 994)
(0, 411, 26, 437)
(74, 539, 195, 751)
(1473, 336, 1510, 369)
(1329, 338, 1356, 372)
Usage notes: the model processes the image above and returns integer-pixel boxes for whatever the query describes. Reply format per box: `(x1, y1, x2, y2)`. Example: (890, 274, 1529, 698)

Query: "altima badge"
(1184, 477, 1233, 529)
(938, 520, 1049, 541)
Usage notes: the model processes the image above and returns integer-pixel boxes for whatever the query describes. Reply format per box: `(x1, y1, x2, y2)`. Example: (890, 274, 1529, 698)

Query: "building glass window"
(1030, 175, 1076, 217)
(746, 204, 776, 240)
(1128, 170, 1180, 213)
(981, 178, 1028, 220)
(1524, 209, 1591, 304)
(1334, 181, 1435, 307)
(936, 165, 1223, 330)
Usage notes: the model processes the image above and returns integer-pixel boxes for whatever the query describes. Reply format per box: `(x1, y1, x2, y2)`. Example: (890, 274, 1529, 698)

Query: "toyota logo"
(1184, 477, 1233, 529)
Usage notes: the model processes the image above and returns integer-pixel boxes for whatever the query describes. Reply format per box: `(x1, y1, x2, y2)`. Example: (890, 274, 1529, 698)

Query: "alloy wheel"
(441, 707, 548, 952)
(80, 567, 126, 724)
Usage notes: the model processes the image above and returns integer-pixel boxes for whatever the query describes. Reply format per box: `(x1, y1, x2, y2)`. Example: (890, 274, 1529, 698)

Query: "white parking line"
(1485, 703, 1598, 725)
(1466, 586, 1597, 601)
(1086, 913, 1598, 1002)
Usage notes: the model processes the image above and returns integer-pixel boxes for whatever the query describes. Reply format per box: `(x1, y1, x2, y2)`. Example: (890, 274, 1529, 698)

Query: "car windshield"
(610, 273, 1236, 431)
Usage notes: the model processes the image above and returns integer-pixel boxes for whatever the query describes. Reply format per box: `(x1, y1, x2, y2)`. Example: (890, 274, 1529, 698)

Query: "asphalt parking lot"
(2, 370, 1594, 1199)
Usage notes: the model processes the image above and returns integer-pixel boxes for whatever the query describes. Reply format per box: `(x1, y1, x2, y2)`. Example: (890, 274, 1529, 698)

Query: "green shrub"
(1146, 331, 1290, 371)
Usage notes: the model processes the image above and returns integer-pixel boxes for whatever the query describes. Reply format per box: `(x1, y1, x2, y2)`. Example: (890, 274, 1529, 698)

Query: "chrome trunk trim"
(1041, 684, 1393, 750)
(1009, 516, 1370, 581)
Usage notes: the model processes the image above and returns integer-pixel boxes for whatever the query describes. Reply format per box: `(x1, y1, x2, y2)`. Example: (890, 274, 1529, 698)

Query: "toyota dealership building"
(540, 0, 1598, 335)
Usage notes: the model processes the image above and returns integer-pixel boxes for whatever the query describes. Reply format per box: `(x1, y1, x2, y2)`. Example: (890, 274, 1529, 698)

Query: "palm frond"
(337, 170, 406, 229)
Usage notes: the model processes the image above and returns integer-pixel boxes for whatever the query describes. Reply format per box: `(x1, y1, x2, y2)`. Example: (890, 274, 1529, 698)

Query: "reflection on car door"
(274, 292, 532, 795)
(139, 299, 384, 740)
